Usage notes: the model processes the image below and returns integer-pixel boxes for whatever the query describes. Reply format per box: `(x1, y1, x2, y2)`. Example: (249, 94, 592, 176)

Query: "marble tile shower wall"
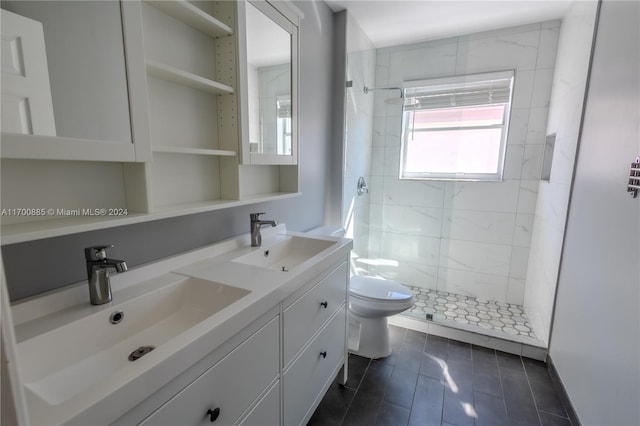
(366, 22, 561, 305)
(525, 1, 598, 344)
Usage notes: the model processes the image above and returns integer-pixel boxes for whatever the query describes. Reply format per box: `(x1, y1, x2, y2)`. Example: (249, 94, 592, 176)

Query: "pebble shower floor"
(403, 285, 537, 340)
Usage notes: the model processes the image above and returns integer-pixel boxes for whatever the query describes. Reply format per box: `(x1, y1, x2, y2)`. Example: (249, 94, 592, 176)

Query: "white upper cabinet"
(0, 0, 302, 244)
(0, 1, 151, 162)
(237, 0, 299, 165)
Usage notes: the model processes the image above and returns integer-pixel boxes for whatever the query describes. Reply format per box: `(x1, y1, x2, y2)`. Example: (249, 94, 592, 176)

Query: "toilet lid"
(349, 276, 413, 301)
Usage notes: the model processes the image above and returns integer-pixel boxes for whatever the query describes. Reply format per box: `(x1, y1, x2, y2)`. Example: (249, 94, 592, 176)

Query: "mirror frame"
(237, 0, 299, 165)
(0, 1, 151, 163)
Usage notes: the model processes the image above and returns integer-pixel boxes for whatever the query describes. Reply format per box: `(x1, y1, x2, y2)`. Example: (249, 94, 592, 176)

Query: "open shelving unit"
(143, 0, 232, 38)
(141, 0, 240, 211)
(151, 146, 236, 156)
(0, 0, 301, 245)
(145, 61, 234, 95)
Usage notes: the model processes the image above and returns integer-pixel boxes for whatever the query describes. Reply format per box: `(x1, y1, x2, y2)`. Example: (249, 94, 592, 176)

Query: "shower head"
(363, 86, 418, 106)
(363, 86, 402, 97)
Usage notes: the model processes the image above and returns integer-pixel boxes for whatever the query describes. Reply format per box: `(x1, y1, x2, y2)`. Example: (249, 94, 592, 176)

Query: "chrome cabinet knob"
(206, 407, 220, 422)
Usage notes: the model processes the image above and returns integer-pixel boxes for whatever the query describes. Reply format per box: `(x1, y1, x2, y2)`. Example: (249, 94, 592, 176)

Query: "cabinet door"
(0, 9, 55, 136)
(238, 381, 280, 426)
(237, 0, 299, 166)
(140, 317, 279, 426)
(283, 309, 346, 426)
(0, 1, 150, 162)
(283, 262, 348, 366)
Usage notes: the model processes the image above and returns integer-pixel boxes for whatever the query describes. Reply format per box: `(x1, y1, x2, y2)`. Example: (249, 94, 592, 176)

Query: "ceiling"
(324, 0, 572, 48)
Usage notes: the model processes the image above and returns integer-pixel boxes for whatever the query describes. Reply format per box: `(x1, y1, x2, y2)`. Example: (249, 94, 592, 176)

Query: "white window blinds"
(403, 70, 514, 111)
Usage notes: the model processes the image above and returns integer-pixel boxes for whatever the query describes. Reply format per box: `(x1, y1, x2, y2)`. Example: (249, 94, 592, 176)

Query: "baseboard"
(547, 355, 581, 426)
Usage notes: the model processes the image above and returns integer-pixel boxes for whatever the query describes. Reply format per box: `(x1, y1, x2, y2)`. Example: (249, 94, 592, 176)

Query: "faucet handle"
(84, 244, 115, 261)
(250, 212, 266, 221)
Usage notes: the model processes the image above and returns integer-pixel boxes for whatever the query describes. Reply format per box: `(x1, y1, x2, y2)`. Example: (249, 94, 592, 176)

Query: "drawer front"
(283, 262, 347, 365)
(140, 316, 279, 426)
(283, 308, 346, 426)
(238, 380, 280, 426)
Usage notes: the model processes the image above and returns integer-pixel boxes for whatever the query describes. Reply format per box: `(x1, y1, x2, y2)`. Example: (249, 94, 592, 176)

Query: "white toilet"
(348, 275, 414, 358)
(307, 226, 415, 359)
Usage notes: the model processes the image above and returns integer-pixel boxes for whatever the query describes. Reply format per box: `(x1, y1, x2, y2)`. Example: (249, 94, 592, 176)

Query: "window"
(276, 96, 292, 155)
(399, 71, 514, 181)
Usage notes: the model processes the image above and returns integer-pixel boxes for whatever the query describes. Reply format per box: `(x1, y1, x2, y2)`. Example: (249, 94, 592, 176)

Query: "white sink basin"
(17, 275, 250, 405)
(233, 235, 336, 271)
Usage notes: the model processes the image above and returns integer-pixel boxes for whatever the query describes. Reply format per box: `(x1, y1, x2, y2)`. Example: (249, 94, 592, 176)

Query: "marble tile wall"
(366, 21, 561, 305)
(524, 1, 599, 344)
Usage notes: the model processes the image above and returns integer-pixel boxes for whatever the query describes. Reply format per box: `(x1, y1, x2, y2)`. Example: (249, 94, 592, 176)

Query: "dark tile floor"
(308, 325, 570, 426)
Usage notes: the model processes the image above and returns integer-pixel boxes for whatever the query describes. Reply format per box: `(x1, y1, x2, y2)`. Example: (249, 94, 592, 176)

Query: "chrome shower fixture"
(363, 86, 417, 106)
(363, 85, 402, 96)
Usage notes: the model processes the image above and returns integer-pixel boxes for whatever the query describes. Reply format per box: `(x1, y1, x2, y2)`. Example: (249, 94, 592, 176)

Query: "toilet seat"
(349, 275, 413, 302)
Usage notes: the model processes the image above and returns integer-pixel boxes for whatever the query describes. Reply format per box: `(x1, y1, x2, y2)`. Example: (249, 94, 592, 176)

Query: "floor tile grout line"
(378, 328, 417, 426)
(495, 361, 511, 426)
(403, 332, 434, 426)
(495, 358, 516, 426)
(470, 343, 507, 426)
(538, 408, 572, 421)
(522, 360, 572, 424)
(320, 329, 567, 426)
(527, 367, 546, 426)
(371, 362, 391, 426)
(340, 325, 408, 426)
(338, 356, 372, 426)
(522, 357, 572, 426)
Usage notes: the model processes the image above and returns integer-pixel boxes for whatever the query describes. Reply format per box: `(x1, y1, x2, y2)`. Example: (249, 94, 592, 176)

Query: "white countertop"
(10, 225, 353, 425)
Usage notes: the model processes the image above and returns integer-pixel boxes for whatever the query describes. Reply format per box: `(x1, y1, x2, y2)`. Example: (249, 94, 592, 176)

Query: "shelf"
(144, 0, 232, 38)
(0, 193, 302, 245)
(146, 61, 234, 95)
(153, 146, 237, 157)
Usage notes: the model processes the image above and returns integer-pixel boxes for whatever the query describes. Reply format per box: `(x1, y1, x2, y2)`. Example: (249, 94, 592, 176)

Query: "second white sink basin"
(17, 275, 250, 406)
(233, 235, 336, 271)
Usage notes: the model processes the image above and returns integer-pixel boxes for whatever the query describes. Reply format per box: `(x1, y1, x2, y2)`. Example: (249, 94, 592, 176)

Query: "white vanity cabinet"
(284, 310, 346, 425)
(139, 316, 279, 426)
(282, 261, 349, 426)
(1, 230, 352, 425)
(112, 253, 350, 426)
(283, 262, 349, 366)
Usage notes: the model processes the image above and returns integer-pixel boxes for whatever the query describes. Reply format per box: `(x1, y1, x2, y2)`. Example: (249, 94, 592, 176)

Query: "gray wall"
(2, 0, 338, 302)
(549, 1, 640, 424)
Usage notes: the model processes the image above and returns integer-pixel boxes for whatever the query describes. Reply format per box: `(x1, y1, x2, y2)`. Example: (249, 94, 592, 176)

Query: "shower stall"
(339, 2, 599, 350)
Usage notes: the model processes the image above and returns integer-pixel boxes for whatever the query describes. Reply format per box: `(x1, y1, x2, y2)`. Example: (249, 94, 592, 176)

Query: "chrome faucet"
(250, 212, 277, 247)
(84, 245, 127, 305)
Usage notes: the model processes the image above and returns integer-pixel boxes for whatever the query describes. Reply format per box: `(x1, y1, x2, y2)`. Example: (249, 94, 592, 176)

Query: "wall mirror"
(240, 0, 298, 165)
(0, 1, 149, 162)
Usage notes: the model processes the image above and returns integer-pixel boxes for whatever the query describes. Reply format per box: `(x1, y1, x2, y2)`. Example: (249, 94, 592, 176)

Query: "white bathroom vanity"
(8, 225, 352, 425)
